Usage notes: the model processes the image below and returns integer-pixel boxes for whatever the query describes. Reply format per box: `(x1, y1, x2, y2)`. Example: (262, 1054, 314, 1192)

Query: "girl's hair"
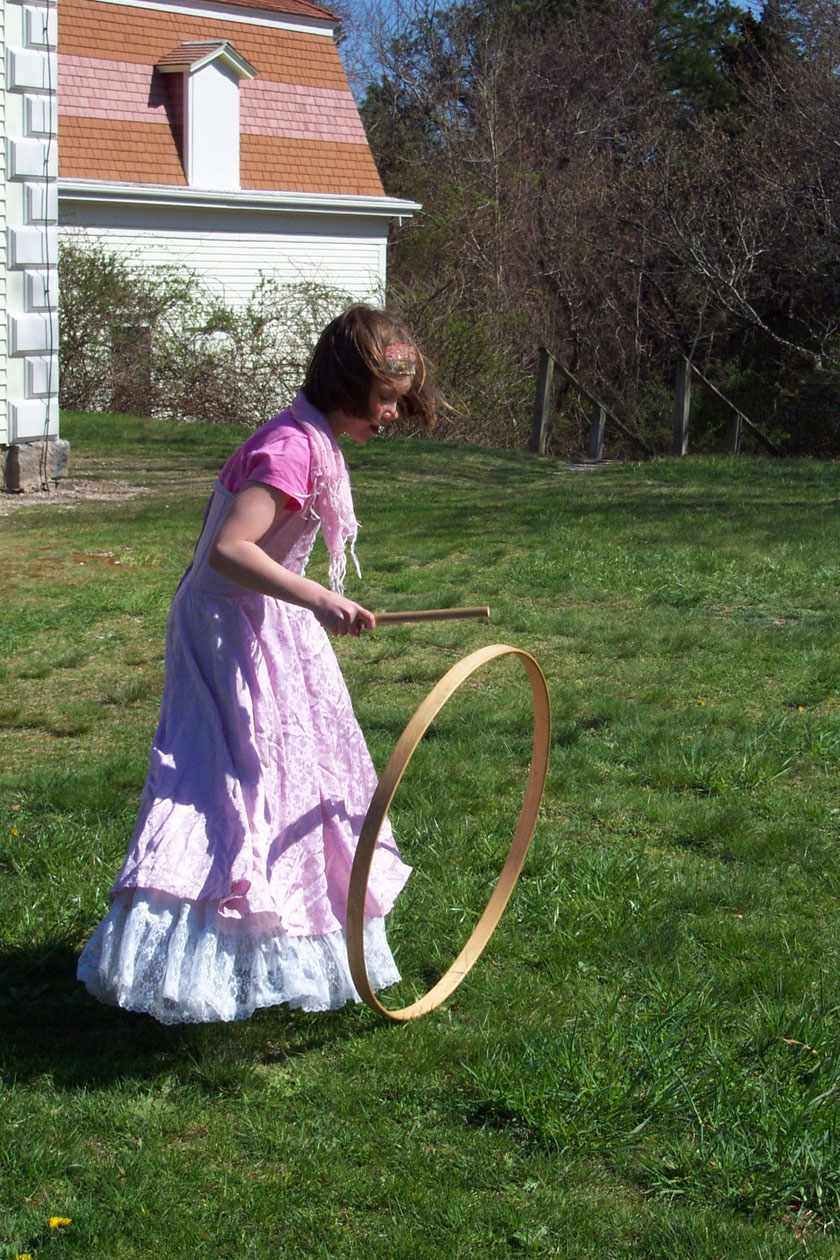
(303, 304, 436, 429)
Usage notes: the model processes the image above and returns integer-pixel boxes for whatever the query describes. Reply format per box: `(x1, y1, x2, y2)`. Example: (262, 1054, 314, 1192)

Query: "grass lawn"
(2, 412, 840, 1258)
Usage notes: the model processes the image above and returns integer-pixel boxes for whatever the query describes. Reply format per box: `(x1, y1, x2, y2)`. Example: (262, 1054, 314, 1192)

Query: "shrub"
(58, 237, 354, 424)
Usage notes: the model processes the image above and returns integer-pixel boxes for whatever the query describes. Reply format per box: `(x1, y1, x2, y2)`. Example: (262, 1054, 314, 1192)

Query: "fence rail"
(529, 348, 654, 459)
(674, 357, 782, 457)
(532, 348, 782, 459)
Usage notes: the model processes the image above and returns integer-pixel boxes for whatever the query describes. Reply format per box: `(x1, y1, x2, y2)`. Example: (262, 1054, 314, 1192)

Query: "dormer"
(157, 42, 258, 191)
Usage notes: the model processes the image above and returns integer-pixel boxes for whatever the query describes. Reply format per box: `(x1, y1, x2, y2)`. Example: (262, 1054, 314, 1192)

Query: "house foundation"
(1, 437, 69, 491)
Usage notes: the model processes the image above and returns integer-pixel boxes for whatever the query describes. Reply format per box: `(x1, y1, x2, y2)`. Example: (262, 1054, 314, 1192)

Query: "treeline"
(357, 0, 840, 455)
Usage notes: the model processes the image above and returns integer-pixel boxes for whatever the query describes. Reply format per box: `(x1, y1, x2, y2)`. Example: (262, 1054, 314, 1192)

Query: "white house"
(57, 0, 419, 309)
(0, 0, 62, 489)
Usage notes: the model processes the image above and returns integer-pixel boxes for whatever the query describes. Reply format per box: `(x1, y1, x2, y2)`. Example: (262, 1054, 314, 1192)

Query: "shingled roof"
(231, 0, 337, 16)
(156, 41, 258, 77)
(58, 0, 384, 197)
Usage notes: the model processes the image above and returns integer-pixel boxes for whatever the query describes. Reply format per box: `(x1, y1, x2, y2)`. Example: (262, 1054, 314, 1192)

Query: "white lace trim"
(77, 889, 400, 1024)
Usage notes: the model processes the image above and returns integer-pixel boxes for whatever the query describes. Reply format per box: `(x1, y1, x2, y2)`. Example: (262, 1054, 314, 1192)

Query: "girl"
(77, 305, 436, 1024)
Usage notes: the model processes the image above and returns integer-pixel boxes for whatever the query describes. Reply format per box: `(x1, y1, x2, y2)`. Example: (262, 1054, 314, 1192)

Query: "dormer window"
(157, 42, 257, 191)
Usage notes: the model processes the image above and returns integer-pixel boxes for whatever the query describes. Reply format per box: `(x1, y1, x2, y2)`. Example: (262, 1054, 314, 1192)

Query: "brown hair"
(303, 304, 436, 429)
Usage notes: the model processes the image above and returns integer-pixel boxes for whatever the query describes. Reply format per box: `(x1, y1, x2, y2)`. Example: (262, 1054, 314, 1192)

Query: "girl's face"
(327, 377, 413, 443)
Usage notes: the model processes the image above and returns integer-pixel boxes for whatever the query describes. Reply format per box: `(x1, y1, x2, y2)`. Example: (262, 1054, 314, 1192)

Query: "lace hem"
(77, 889, 400, 1024)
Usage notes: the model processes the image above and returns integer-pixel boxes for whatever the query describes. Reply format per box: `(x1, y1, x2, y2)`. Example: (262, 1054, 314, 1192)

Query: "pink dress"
(77, 394, 411, 1023)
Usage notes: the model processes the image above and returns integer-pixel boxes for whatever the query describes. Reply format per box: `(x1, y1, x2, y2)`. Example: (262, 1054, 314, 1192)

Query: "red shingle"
(58, 0, 386, 197)
(242, 135, 384, 194)
(59, 0, 349, 87)
(59, 115, 186, 182)
(225, 0, 337, 18)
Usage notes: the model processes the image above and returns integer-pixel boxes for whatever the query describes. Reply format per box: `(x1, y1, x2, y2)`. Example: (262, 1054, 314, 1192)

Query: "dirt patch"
(0, 478, 151, 515)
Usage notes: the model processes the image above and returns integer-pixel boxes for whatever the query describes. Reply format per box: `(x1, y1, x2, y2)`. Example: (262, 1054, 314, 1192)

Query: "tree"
(349, 0, 840, 453)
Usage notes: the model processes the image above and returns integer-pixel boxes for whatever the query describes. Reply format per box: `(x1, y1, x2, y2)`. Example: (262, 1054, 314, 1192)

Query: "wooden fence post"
(530, 347, 554, 455)
(672, 357, 691, 456)
(554, 360, 655, 458)
(587, 404, 606, 461)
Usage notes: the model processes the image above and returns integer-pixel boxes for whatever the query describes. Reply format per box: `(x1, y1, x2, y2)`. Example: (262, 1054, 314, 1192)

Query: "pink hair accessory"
(384, 342, 416, 375)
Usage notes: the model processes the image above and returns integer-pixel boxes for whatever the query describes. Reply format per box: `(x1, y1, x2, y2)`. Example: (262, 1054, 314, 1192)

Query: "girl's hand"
(209, 483, 375, 634)
(313, 590, 375, 637)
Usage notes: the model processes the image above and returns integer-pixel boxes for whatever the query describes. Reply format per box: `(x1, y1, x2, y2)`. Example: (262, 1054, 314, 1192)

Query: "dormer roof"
(157, 41, 258, 78)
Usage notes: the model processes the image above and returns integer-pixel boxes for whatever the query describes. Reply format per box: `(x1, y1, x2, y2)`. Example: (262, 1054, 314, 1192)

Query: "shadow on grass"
(0, 939, 372, 1092)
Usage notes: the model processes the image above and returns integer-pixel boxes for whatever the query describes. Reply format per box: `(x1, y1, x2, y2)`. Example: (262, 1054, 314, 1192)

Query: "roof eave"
(58, 178, 422, 219)
(91, 0, 338, 38)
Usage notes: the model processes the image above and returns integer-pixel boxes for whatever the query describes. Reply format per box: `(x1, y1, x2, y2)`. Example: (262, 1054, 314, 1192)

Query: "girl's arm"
(208, 480, 375, 637)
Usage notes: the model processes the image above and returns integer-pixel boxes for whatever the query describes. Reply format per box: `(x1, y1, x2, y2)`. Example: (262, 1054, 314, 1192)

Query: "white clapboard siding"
(59, 217, 387, 308)
(0, 0, 7, 444)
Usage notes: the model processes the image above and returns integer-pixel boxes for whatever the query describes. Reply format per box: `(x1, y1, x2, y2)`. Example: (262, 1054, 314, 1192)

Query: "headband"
(384, 341, 416, 376)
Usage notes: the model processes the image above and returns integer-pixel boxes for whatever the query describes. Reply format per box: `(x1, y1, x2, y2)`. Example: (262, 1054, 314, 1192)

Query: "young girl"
(77, 305, 436, 1024)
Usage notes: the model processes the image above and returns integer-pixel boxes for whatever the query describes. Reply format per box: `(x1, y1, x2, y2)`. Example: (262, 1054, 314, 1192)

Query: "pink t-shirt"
(218, 411, 312, 510)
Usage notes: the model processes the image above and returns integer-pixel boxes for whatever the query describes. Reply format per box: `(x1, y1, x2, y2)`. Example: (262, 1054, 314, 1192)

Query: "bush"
(58, 237, 354, 424)
(385, 278, 537, 447)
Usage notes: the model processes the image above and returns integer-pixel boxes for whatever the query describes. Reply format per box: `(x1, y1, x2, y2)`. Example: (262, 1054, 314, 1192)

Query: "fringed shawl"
(289, 391, 361, 595)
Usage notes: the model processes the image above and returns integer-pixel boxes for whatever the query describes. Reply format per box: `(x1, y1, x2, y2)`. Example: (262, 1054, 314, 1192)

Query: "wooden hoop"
(346, 644, 551, 1021)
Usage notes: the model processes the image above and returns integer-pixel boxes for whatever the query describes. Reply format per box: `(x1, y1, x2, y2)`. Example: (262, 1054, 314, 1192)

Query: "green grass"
(2, 414, 840, 1257)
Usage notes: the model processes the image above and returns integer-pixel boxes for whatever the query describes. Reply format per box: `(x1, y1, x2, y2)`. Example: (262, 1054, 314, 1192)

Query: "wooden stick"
(374, 606, 490, 625)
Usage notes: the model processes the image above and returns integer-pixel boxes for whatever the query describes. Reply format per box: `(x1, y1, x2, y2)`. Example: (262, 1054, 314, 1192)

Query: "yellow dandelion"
(797, 705, 805, 713)
(49, 1216, 71, 1229)
(696, 699, 706, 707)
(15, 1253, 34, 1260)
(11, 827, 18, 835)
